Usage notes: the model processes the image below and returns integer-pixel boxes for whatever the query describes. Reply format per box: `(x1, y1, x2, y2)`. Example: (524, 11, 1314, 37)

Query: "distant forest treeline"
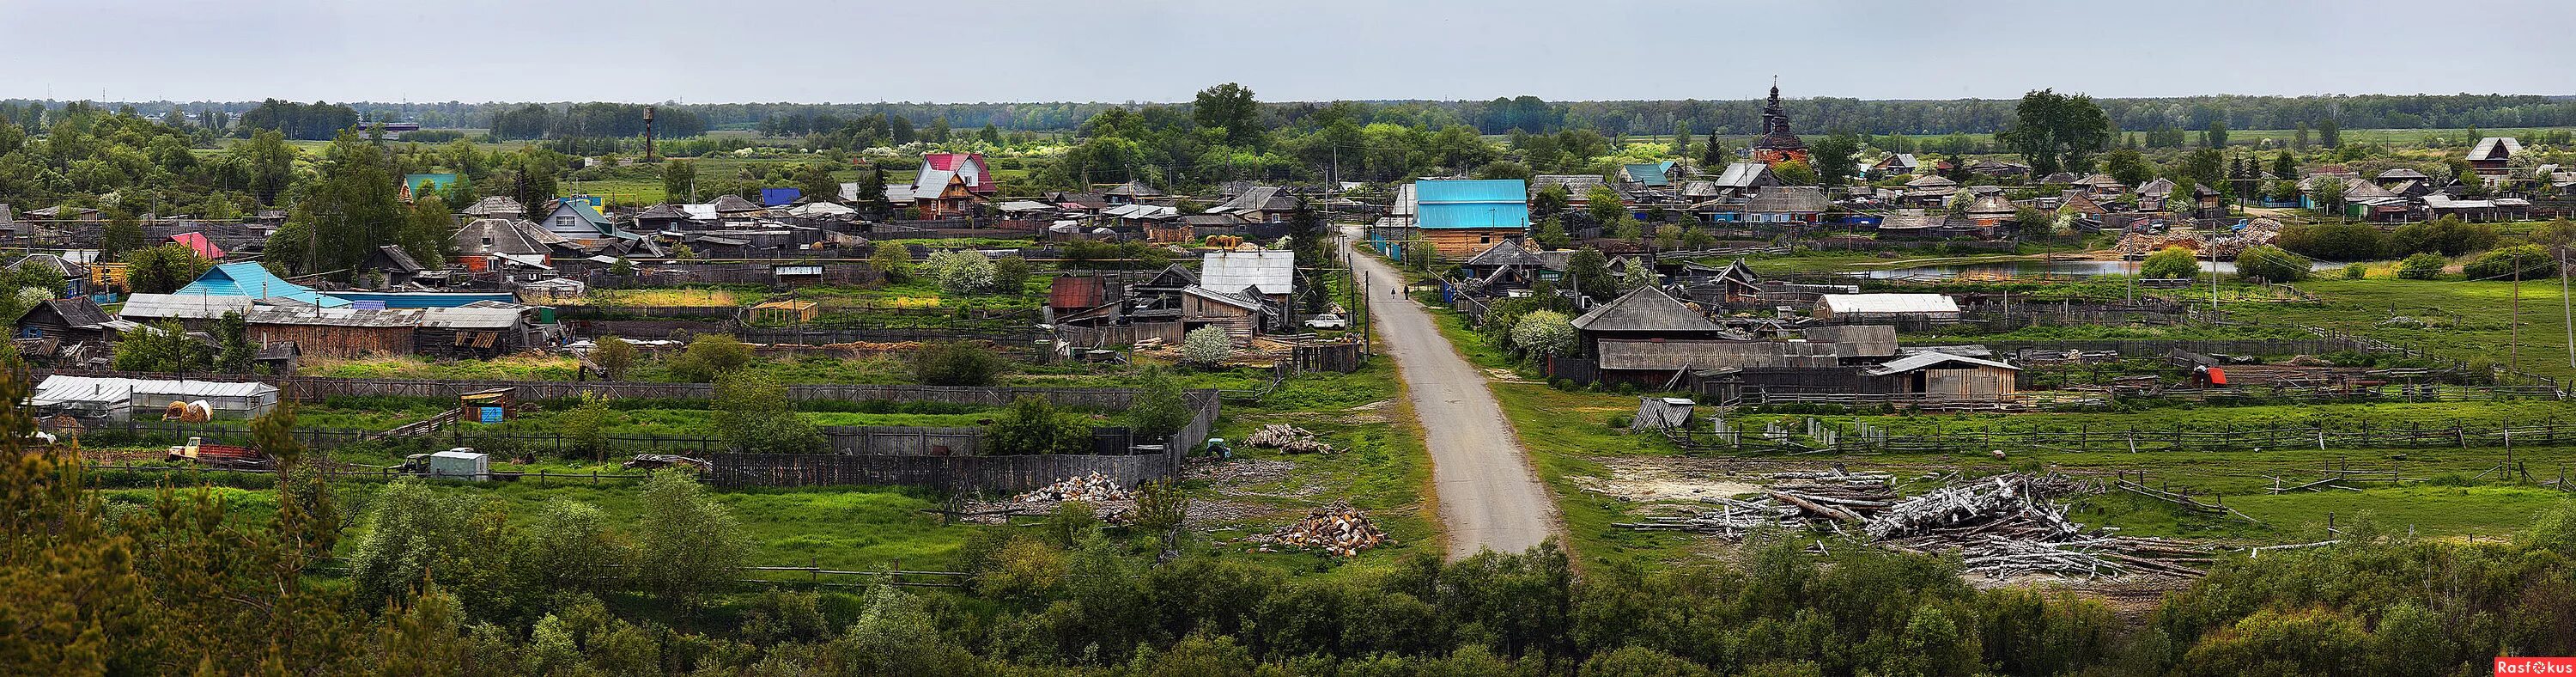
(7, 93, 2576, 140)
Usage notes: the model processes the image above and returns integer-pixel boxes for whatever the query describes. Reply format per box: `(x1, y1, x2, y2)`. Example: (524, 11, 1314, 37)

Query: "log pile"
(1015, 473, 1133, 504)
(1247, 424, 1334, 454)
(1619, 472, 2214, 579)
(1242, 502, 1393, 557)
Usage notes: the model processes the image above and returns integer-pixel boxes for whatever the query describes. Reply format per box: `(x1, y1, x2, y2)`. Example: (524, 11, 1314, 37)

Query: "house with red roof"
(169, 232, 225, 259)
(918, 152, 997, 197)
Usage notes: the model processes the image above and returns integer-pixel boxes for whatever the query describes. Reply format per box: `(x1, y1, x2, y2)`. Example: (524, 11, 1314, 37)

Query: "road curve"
(1340, 228, 1558, 558)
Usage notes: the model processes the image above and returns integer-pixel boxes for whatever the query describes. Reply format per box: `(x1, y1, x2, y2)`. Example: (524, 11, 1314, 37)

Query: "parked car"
(1303, 314, 1347, 330)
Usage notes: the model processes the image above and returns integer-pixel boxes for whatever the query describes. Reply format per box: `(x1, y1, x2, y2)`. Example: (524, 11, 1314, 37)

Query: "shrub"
(911, 340, 1004, 386)
(2277, 223, 2387, 261)
(1124, 366, 1192, 440)
(925, 250, 998, 294)
(2462, 244, 2559, 280)
(2398, 253, 2446, 279)
(1509, 310, 1577, 357)
(1181, 326, 1233, 366)
(2387, 216, 2498, 257)
(667, 333, 756, 382)
(712, 372, 823, 454)
(2140, 247, 2199, 279)
(986, 395, 1093, 455)
(2342, 262, 2366, 279)
(2234, 245, 2307, 283)
(591, 335, 636, 381)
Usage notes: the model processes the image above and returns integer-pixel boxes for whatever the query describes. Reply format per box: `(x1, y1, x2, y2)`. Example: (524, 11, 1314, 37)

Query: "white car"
(1303, 314, 1348, 330)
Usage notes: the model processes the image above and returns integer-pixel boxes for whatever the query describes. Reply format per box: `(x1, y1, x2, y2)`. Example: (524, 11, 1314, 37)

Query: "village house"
(115, 293, 252, 331)
(178, 262, 349, 308)
(15, 297, 136, 345)
(1206, 186, 1300, 223)
(458, 196, 526, 220)
(242, 306, 422, 358)
(1199, 249, 1296, 309)
(1530, 175, 1608, 207)
(453, 218, 573, 271)
(1871, 154, 1920, 178)
(1181, 285, 1273, 346)
(2469, 137, 2524, 176)
(7, 253, 88, 297)
(1742, 186, 1830, 225)
(1413, 179, 1530, 259)
(1619, 162, 1680, 188)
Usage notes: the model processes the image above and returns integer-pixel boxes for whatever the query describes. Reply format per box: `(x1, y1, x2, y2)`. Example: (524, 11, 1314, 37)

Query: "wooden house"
(1413, 179, 1530, 259)
(1181, 285, 1267, 345)
(1744, 186, 1829, 224)
(416, 302, 546, 357)
(7, 253, 88, 297)
(2470, 137, 2524, 176)
(1569, 285, 1735, 357)
(1872, 154, 1920, 178)
(1206, 186, 1299, 223)
(1532, 175, 1609, 207)
(1862, 351, 2020, 399)
(15, 297, 134, 344)
(359, 246, 425, 289)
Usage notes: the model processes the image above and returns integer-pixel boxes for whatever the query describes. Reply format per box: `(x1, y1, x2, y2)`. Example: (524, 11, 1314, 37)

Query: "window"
(1479, 234, 1492, 243)
(556, 216, 575, 227)
(481, 238, 493, 245)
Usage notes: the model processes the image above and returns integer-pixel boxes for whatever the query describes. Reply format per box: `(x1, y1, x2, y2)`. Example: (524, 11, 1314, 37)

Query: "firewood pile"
(1241, 502, 1392, 557)
(1247, 424, 1335, 454)
(1015, 473, 1133, 503)
(1619, 472, 2213, 579)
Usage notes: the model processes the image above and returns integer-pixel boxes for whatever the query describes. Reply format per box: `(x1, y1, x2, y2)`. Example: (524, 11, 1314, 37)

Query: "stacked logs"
(1016, 473, 1133, 503)
(1248, 424, 1335, 454)
(1242, 502, 1392, 557)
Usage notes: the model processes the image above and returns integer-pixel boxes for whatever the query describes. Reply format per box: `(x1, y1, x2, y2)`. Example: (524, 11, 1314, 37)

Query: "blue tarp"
(760, 187, 802, 206)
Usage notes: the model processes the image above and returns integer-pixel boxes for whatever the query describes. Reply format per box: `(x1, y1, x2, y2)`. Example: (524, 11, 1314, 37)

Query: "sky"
(7, 0, 2574, 105)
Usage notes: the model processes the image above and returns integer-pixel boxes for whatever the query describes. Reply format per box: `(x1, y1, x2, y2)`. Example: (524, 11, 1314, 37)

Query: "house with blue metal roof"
(175, 262, 349, 308)
(1413, 179, 1530, 260)
(1620, 162, 1677, 187)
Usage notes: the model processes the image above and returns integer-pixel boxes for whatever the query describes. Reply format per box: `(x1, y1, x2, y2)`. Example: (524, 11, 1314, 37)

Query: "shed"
(243, 306, 422, 357)
(416, 302, 543, 356)
(1862, 351, 2020, 398)
(1631, 397, 1695, 431)
(1199, 250, 1295, 302)
(426, 449, 491, 481)
(749, 299, 820, 325)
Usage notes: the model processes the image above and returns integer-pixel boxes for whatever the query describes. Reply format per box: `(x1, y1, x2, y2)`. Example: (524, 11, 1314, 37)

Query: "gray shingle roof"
(1571, 285, 1724, 333)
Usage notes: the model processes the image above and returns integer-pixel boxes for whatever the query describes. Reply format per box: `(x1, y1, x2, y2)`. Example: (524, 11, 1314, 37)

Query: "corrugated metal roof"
(418, 304, 529, 329)
(243, 306, 424, 327)
(774, 265, 823, 276)
(1199, 250, 1295, 296)
(176, 263, 349, 308)
(1415, 179, 1529, 229)
(331, 291, 517, 308)
(32, 375, 278, 406)
(1820, 293, 1960, 314)
(118, 293, 254, 320)
(1862, 351, 2019, 375)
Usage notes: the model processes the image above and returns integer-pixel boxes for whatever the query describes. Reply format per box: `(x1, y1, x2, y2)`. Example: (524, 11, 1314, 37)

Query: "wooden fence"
(704, 451, 1176, 492)
(40, 370, 1213, 409)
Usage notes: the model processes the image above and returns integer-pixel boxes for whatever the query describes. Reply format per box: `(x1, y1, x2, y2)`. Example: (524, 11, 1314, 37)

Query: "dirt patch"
(1485, 368, 1534, 383)
(1574, 455, 1825, 504)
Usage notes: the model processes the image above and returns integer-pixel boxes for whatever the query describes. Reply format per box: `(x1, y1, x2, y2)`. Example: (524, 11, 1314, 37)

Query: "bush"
(1124, 366, 1192, 440)
(912, 340, 1004, 386)
(1508, 310, 1577, 357)
(712, 372, 823, 454)
(591, 336, 636, 381)
(2276, 223, 2386, 261)
(2342, 262, 2366, 279)
(2398, 253, 2446, 279)
(2387, 216, 2498, 257)
(667, 333, 756, 382)
(2234, 245, 2307, 283)
(2140, 247, 2199, 279)
(1182, 326, 1233, 366)
(2461, 244, 2560, 280)
(986, 395, 1093, 455)
(925, 250, 998, 294)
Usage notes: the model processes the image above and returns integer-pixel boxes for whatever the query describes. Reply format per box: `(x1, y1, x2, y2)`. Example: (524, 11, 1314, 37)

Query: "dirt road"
(1340, 229, 1558, 558)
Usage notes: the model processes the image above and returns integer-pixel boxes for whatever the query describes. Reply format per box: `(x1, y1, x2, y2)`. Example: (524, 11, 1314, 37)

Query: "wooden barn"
(1181, 285, 1267, 346)
(243, 307, 423, 358)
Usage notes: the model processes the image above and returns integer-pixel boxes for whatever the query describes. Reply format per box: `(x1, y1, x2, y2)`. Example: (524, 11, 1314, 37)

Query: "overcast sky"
(7, 0, 2573, 104)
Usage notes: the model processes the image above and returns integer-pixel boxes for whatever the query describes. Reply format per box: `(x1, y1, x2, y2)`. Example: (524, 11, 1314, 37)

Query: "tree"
(2306, 174, 2346, 217)
(870, 244, 910, 282)
(345, 478, 524, 618)
(1533, 217, 1571, 249)
(1533, 186, 1571, 216)
(1509, 310, 1576, 357)
(2317, 118, 2342, 148)
(2177, 149, 2227, 190)
(1182, 326, 1233, 366)
(1566, 247, 1615, 302)
(986, 395, 1095, 455)
(632, 473, 751, 609)
(1702, 131, 1727, 167)
(1193, 82, 1262, 147)
(2205, 120, 2229, 149)
(2104, 149, 2154, 186)
(2398, 253, 2446, 279)
(2235, 245, 2307, 283)
(215, 311, 252, 373)
(1587, 186, 1627, 224)
(1124, 365, 1192, 441)
(856, 166, 891, 217)
(793, 163, 838, 204)
(237, 129, 297, 204)
(926, 249, 999, 294)
(667, 333, 756, 382)
(113, 321, 210, 373)
(1770, 160, 1817, 186)
(2389, 216, 2498, 257)
(661, 160, 696, 203)
(1475, 161, 1533, 180)
(400, 192, 450, 268)
(100, 211, 146, 261)
(2464, 245, 2559, 280)
(911, 340, 1003, 386)
(120, 243, 211, 295)
(994, 254, 1032, 290)
(590, 335, 635, 381)
(2141, 246, 2200, 279)
(1997, 89, 2111, 175)
(1806, 134, 1862, 189)
(559, 393, 614, 460)
(519, 501, 624, 595)
(712, 372, 822, 454)
(1618, 256, 1655, 290)
(2272, 150, 2298, 180)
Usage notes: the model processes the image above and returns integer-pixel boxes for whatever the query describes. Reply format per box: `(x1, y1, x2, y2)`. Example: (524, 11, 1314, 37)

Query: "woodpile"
(1247, 424, 1334, 454)
(1619, 471, 2214, 580)
(1015, 473, 1133, 503)
(1242, 502, 1392, 557)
